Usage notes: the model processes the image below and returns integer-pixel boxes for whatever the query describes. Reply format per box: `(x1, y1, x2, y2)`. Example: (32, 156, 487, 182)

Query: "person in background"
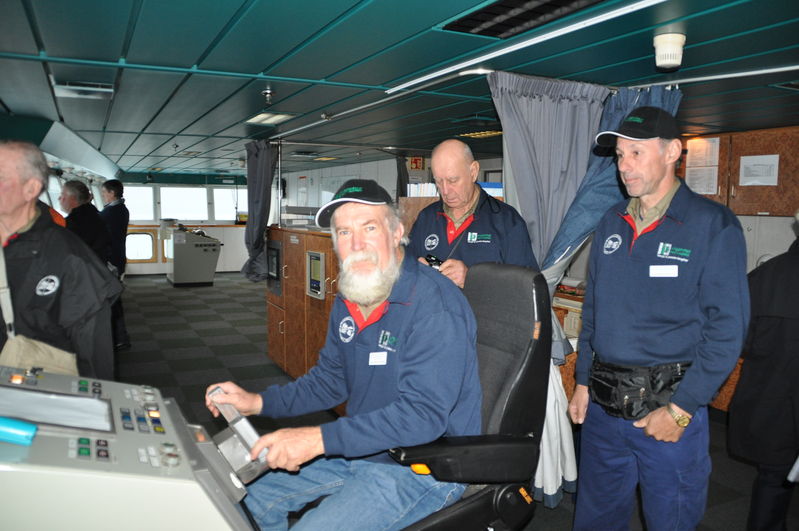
(206, 179, 481, 530)
(59, 179, 112, 263)
(568, 107, 750, 530)
(408, 138, 538, 288)
(99, 179, 131, 351)
(0, 140, 120, 379)
(728, 208, 799, 531)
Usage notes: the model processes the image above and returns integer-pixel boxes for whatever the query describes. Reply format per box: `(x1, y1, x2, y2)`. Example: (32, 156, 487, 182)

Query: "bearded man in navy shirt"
(207, 179, 481, 531)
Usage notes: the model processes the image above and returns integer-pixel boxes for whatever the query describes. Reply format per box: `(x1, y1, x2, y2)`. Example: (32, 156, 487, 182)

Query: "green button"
(79, 380, 88, 386)
(78, 447, 90, 457)
(78, 438, 90, 446)
(79, 387, 89, 393)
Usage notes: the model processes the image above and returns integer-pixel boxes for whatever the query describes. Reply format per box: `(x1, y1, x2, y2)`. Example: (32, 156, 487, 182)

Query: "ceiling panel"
(199, 0, 361, 73)
(106, 70, 185, 131)
(0, 0, 797, 178)
(0, 0, 38, 54)
(31, 0, 132, 61)
(126, 0, 242, 68)
(0, 59, 58, 120)
(144, 75, 250, 134)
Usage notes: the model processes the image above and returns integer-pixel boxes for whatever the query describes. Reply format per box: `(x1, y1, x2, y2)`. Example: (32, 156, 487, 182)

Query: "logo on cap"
(334, 186, 363, 199)
(626, 116, 644, 123)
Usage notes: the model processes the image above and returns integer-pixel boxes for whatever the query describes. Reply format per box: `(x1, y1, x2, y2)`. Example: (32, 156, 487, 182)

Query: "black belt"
(589, 358, 691, 420)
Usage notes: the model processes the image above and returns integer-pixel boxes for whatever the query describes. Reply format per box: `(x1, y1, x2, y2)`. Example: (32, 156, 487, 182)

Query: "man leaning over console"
(206, 179, 482, 531)
(408, 138, 538, 288)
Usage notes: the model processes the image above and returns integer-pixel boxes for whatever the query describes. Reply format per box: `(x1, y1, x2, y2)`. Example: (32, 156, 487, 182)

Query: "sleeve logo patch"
(603, 234, 622, 254)
(424, 234, 439, 251)
(339, 316, 356, 343)
(35, 275, 60, 296)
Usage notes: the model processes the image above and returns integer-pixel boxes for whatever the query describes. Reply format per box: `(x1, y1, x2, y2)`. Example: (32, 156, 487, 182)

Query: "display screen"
(309, 254, 321, 293)
(0, 386, 112, 432)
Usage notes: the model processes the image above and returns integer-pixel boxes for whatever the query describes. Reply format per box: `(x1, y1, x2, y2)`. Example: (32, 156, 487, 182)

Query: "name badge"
(649, 265, 678, 278)
(369, 351, 387, 366)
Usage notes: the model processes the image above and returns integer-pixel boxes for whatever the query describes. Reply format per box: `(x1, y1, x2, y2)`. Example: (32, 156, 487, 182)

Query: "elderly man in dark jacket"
(0, 140, 120, 379)
(729, 209, 799, 531)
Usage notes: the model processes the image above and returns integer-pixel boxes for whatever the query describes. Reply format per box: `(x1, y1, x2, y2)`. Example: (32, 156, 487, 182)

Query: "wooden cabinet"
(266, 227, 338, 378)
(681, 125, 799, 216)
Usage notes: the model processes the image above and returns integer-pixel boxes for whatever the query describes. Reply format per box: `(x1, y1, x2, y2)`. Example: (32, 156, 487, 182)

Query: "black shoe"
(114, 342, 131, 352)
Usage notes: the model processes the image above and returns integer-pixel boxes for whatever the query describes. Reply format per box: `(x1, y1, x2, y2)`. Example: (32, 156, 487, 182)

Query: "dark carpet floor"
(116, 272, 797, 530)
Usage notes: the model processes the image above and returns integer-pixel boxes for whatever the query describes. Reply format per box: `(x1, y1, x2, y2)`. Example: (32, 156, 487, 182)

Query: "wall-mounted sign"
(409, 157, 425, 171)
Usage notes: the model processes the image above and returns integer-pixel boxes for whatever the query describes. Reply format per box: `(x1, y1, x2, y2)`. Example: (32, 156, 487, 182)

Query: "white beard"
(338, 249, 401, 307)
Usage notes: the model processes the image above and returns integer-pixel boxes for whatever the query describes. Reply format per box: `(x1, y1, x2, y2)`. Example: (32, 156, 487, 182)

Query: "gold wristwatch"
(667, 404, 691, 428)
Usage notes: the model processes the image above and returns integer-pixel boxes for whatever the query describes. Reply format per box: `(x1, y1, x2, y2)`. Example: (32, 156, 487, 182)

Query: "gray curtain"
(488, 71, 610, 263)
(241, 140, 278, 282)
(395, 154, 409, 199)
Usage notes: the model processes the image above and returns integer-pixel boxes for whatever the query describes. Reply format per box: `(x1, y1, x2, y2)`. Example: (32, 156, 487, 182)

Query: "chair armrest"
(389, 434, 539, 483)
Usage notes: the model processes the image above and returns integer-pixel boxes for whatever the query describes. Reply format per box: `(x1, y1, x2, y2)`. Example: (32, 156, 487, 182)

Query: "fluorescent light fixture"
(458, 131, 503, 139)
(51, 79, 114, 100)
(386, 0, 668, 94)
(313, 156, 339, 161)
(245, 112, 295, 126)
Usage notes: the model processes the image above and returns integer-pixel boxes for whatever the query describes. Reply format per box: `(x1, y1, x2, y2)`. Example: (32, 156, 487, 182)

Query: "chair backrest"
(462, 263, 552, 437)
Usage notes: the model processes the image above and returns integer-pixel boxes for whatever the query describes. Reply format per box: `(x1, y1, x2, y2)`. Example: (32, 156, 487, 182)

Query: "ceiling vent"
(444, 0, 605, 39)
(50, 76, 114, 100)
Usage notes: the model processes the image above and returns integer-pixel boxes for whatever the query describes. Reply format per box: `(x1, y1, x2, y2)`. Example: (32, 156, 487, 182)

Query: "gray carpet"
(117, 273, 797, 530)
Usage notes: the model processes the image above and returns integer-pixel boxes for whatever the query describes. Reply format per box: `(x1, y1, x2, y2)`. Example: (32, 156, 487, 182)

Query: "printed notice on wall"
(685, 137, 720, 195)
(686, 137, 720, 168)
(739, 154, 779, 186)
(685, 166, 718, 195)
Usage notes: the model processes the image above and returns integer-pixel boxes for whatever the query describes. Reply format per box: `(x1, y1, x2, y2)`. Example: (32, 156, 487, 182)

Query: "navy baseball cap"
(595, 106, 680, 147)
(315, 179, 393, 228)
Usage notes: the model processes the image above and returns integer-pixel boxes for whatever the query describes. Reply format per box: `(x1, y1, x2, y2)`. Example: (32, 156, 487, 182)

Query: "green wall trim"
(120, 172, 246, 186)
(0, 114, 53, 144)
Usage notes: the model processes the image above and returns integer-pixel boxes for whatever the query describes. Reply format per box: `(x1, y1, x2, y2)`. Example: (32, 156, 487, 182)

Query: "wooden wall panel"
(728, 126, 799, 216)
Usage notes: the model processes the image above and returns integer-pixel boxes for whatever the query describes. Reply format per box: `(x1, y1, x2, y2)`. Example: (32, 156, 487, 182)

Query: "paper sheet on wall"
(685, 166, 719, 195)
(740, 154, 779, 186)
(686, 137, 720, 167)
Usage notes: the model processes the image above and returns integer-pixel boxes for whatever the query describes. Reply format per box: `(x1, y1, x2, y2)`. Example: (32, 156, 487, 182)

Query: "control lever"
(208, 386, 268, 484)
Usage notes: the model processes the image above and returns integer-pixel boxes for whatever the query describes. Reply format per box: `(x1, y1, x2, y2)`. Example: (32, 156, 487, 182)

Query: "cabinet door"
(283, 231, 306, 379)
(266, 227, 284, 308)
(727, 126, 799, 216)
(266, 302, 286, 372)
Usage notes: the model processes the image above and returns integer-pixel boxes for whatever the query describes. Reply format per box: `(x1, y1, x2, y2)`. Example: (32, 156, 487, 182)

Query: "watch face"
(677, 416, 690, 428)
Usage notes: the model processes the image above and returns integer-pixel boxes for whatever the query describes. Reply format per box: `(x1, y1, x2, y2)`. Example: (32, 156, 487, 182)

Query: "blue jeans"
(244, 457, 466, 531)
(574, 401, 711, 531)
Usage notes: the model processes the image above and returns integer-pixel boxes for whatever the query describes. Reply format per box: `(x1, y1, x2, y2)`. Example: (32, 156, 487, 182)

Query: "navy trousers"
(574, 401, 711, 531)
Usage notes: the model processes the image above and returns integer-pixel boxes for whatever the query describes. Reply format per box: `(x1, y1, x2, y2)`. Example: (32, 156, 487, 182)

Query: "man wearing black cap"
(206, 179, 481, 530)
(567, 107, 749, 529)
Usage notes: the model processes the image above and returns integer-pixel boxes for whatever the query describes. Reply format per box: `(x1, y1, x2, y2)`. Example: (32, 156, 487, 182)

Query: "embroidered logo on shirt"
(377, 329, 398, 351)
(339, 316, 356, 343)
(603, 234, 622, 255)
(35, 275, 60, 296)
(656, 242, 691, 262)
(467, 232, 492, 244)
(424, 234, 439, 251)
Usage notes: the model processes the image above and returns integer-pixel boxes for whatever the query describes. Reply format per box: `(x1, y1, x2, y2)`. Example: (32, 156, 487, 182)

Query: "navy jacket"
(66, 202, 112, 264)
(99, 200, 129, 273)
(408, 188, 539, 271)
(260, 252, 482, 462)
(1, 204, 121, 378)
(576, 183, 750, 414)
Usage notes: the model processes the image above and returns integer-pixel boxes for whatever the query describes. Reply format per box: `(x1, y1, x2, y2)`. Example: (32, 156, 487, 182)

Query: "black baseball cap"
(315, 179, 393, 228)
(595, 106, 680, 147)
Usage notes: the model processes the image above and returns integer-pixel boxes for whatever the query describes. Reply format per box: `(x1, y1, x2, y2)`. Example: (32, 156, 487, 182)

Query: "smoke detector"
(654, 33, 686, 70)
